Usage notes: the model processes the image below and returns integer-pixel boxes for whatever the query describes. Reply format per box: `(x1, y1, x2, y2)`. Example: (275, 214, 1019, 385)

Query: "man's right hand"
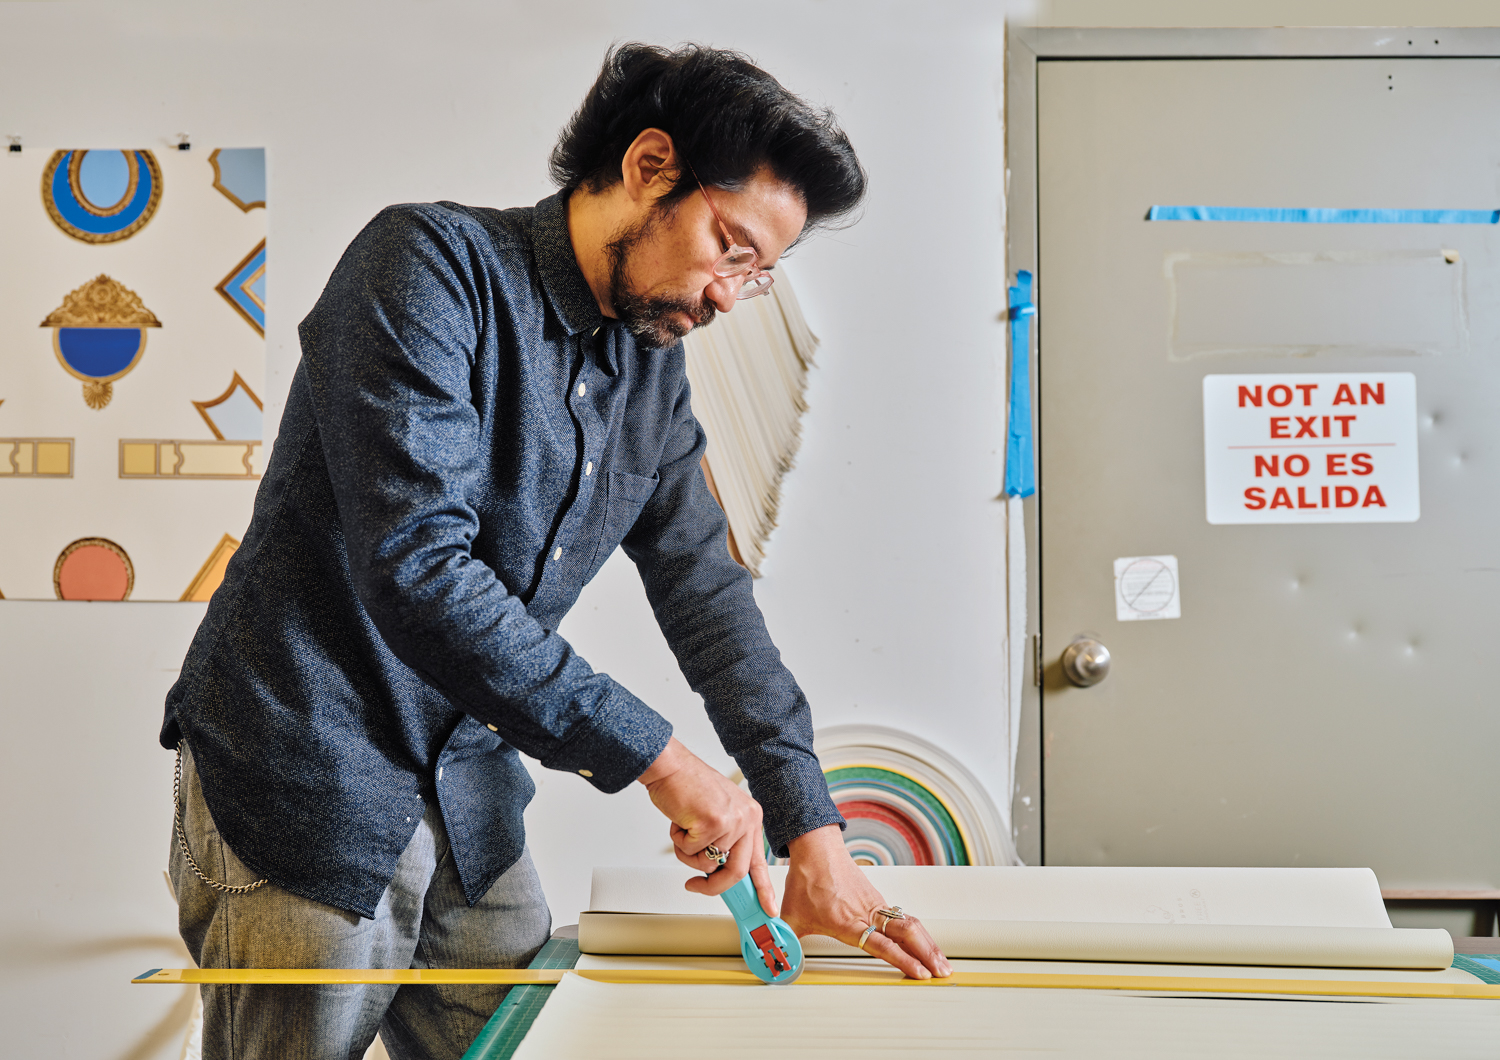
(637, 737, 779, 918)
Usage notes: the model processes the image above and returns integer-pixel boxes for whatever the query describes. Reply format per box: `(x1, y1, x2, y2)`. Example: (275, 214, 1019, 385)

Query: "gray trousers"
(169, 744, 551, 1060)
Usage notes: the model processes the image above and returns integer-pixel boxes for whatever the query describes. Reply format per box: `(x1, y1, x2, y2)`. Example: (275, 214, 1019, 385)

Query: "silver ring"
(703, 844, 728, 865)
(876, 906, 907, 931)
(857, 924, 879, 950)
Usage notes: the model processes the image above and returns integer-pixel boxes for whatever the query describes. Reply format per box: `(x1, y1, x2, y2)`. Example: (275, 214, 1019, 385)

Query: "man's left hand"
(779, 824, 952, 979)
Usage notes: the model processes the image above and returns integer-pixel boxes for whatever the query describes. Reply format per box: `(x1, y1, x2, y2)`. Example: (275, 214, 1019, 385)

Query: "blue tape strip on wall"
(1147, 205, 1500, 224)
(1004, 271, 1036, 499)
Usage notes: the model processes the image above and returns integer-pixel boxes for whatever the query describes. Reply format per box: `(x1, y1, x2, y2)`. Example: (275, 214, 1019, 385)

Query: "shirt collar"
(531, 191, 604, 338)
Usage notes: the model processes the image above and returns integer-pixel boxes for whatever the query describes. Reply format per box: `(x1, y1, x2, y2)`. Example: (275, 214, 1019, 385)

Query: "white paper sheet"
(510, 974, 1500, 1060)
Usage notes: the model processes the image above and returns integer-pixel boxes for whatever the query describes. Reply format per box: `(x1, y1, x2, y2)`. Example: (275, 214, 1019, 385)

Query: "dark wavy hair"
(550, 43, 866, 234)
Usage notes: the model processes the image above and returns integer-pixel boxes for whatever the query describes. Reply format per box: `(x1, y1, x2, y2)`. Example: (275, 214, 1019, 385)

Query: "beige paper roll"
(577, 913, 1453, 970)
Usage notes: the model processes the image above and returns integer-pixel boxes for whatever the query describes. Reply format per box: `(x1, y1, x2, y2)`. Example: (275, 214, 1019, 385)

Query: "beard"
(604, 208, 717, 348)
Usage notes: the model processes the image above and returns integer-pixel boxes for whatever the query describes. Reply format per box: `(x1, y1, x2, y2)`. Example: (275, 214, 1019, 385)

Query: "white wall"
(0, 3, 1017, 1056)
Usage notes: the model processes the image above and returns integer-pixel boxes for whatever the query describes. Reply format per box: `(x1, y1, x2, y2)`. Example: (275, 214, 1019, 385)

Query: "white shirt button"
(437, 767, 444, 781)
(486, 724, 498, 732)
(585, 461, 593, 476)
(553, 547, 562, 561)
(577, 383, 586, 397)
(579, 769, 593, 778)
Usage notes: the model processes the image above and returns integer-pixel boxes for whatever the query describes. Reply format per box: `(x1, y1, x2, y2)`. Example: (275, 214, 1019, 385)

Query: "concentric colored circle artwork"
(41, 149, 163, 244)
(826, 765, 968, 865)
(761, 724, 1018, 868)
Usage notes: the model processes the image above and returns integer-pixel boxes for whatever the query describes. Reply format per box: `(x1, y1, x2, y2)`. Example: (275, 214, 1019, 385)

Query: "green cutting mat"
(460, 936, 581, 1060)
(1453, 954, 1500, 984)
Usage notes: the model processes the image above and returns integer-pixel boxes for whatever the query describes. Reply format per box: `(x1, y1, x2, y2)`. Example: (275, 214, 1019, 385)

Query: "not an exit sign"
(1202, 373, 1419, 525)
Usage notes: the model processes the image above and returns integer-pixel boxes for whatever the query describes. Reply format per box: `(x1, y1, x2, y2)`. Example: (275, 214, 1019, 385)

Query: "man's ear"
(620, 127, 679, 205)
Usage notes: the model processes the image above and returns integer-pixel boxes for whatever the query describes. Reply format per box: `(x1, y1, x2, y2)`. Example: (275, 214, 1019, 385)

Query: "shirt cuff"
(766, 808, 847, 861)
(746, 754, 847, 859)
(540, 683, 673, 794)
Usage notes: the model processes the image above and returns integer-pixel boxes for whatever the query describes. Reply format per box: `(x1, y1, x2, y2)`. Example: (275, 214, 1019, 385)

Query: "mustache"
(666, 296, 716, 329)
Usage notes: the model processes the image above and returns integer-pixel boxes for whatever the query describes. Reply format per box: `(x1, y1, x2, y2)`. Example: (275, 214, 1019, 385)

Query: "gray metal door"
(1037, 57, 1500, 888)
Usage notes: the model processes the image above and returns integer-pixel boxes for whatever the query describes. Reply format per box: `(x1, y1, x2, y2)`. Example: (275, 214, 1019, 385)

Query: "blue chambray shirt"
(161, 191, 842, 919)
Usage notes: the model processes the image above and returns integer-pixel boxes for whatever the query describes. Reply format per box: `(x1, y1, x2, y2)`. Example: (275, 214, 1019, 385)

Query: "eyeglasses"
(691, 169, 774, 300)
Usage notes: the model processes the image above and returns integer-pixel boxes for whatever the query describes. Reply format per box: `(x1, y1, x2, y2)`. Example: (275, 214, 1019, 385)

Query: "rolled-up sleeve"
(622, 372, 843, 856)
(298, 204, 671, 793)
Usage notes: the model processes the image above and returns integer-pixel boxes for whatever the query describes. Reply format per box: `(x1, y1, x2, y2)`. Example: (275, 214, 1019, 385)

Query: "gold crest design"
(40, 274, 162, 328)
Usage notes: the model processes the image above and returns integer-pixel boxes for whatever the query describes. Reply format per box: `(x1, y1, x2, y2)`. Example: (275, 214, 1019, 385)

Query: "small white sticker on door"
(1115, 555, 1181, 621)
(1203, 373, 1419, 524)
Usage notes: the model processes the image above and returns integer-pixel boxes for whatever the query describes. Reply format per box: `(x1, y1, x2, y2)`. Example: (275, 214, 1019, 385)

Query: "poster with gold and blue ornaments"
(0, 146, 266, 600)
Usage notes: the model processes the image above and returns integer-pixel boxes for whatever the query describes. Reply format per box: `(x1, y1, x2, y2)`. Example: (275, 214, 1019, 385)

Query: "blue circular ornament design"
(42, 149, 163, 243)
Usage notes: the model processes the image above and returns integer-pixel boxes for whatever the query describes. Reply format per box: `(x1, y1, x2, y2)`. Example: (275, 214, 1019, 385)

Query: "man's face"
(606, 169, 807, 347)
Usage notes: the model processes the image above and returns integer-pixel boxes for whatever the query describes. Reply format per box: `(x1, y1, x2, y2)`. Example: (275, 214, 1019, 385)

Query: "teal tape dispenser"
(721, 874, 804, 984)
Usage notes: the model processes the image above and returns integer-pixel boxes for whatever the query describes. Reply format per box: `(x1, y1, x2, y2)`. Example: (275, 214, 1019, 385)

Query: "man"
(163, 43, 948, 1059)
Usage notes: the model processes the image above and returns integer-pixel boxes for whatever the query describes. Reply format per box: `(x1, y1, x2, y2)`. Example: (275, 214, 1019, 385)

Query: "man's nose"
(705, 277, 739, 314)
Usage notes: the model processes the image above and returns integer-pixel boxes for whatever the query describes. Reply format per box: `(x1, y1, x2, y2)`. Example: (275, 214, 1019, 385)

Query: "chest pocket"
(587, 469, 659, 575)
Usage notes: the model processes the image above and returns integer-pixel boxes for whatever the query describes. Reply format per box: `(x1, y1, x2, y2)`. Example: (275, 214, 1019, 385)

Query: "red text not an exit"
(1238, 383, 1385, 408)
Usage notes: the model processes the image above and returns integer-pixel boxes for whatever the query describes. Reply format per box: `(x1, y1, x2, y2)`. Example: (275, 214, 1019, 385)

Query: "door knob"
(1061, 639, 1111, 687)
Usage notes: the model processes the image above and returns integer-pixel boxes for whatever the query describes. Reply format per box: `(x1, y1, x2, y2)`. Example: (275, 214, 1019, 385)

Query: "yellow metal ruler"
(133, 966, 1500, 1000)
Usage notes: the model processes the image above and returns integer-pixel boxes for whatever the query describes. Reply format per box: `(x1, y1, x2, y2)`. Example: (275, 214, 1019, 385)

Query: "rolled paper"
(578, 914, 1453, 970)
